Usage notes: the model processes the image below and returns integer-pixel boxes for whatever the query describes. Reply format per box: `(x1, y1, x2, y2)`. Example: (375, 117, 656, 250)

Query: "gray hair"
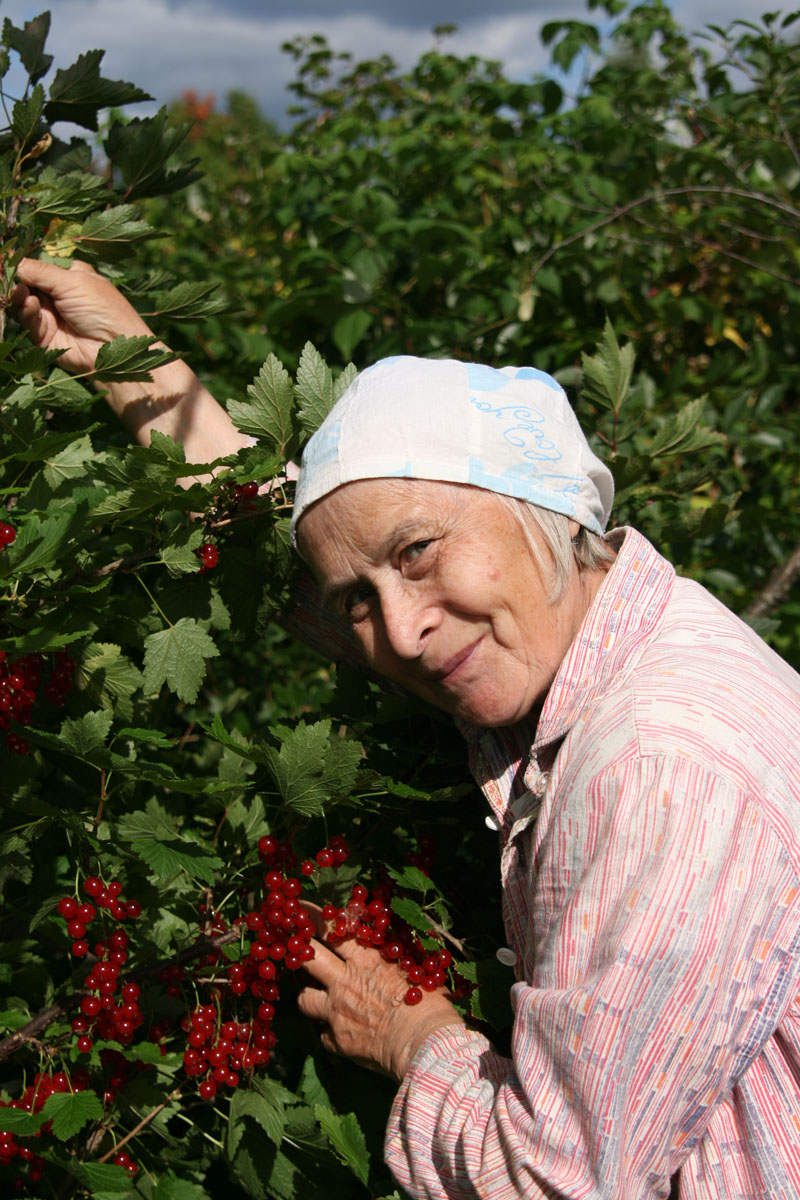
(493, 494, 616, 602)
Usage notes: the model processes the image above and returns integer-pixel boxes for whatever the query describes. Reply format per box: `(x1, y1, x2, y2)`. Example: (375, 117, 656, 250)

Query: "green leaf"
(118, 802, 224, 884)
(104, 108, 200, 199)
(3, 13, 53, 84)
(58, 710, 114, 762)
(74, 1162, 133, 1194)
(580, 318, 636, 413)
(160, 525, 204, 576)
(145, 280, 228, 321)
(34, 169, 109, 218)
(76, 644, 143, 717)
(455, 957, 514, 1029)
(91, 334, 176, 383)
(390, 893, 430, 933)
(315, 1105, 371, 1185)
(12, 83, 44, 148)
(142, 617, 219, 703)
(42, 432, 94, 488)
(295, 343, 337, 435)
(0, 1107, 44, 1135)
(154, 1171, 212, 1200)
(76, 207, 162, 262)
(41, 1089, 104, 1140)
(332, 310, 372, 361)
(648, 397, 725, 458)
(298, 1054, 332, 1109)
(386, 864, 432, 894)
(228, 1088, 285, 1156)
(228, 355, 297, 456)
(45, 49, 151, 130)
(262, 721, 362, 816)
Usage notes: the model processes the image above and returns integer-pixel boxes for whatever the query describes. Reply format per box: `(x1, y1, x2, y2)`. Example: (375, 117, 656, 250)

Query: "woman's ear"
(568, 519, 581, 540)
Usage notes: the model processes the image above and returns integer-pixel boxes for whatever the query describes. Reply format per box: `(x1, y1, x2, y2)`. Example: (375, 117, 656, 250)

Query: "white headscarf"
(290, 356, 614, 543)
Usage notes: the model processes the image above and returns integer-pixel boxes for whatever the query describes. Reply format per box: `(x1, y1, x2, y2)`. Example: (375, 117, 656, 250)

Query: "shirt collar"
(462, 527, 675, 828)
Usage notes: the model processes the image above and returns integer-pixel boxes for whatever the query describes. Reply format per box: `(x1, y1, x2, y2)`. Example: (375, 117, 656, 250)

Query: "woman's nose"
(380, 587, 439, 661)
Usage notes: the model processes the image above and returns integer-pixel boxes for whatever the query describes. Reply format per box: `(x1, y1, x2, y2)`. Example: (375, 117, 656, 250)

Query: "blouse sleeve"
(385, 754, 800, 1198)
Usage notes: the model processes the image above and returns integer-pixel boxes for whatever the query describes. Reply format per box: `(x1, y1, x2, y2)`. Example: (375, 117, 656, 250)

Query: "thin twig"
(96, 1085, 183, 1163)
(742, 537, 800, 621)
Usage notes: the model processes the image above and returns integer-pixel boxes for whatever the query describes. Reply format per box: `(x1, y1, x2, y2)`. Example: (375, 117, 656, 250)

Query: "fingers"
(16, 257, 97, 291)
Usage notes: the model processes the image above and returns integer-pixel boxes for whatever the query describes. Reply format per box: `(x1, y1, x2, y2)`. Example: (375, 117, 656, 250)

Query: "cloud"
(0, 0, 781, 129)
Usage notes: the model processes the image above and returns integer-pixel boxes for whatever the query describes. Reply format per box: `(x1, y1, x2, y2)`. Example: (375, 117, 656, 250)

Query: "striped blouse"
(385, 527, 800, 1198)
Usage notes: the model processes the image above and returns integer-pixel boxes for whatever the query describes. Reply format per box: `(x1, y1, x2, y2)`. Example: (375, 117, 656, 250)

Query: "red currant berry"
(0, 522, 17, 546)
(405, 987, 423, 1006)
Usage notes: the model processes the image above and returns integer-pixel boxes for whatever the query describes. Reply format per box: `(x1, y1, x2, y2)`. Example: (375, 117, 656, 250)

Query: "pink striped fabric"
(385, 527, 800, 1198)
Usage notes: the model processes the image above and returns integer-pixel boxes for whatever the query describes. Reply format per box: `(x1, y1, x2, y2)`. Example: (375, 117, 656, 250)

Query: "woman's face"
(297, 479, 600, 727)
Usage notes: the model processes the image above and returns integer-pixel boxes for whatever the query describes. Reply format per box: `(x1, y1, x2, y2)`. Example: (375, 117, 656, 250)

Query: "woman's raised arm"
(13, 258, 249, 467)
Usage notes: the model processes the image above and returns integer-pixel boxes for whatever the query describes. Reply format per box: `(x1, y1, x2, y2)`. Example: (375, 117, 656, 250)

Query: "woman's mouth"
(429, 638, 482, 685)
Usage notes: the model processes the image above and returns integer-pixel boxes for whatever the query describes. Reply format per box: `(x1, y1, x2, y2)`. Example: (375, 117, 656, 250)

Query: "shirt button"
(485, 813, 500, 832)
(496, 947, 517, 967)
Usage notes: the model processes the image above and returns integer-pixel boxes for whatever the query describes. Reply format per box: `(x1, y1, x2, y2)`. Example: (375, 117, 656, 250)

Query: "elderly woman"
(14, 260, 800, 1200)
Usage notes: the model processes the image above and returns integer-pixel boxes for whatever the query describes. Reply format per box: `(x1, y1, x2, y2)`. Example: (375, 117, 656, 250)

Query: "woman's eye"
(403, 539, 432, 563)
(344, 585, 374, 619)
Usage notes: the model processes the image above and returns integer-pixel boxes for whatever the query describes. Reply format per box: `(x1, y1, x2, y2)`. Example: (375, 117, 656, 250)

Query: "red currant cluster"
(0, 649, 76, 755)
(57, 876, 143, 1054)
(180, 1005, 277, 1100)
(0, 1068, 91, 1192)
(322, 881, 453, 1005)
(228, 481, 258, 505)
(0, 522, 15, 550)
(195, 541, 219, 573)
(111, 1150, 138, 1177)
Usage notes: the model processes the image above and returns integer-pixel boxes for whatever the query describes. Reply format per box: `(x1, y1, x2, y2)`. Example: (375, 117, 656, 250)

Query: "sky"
(0, 0, 775, 126)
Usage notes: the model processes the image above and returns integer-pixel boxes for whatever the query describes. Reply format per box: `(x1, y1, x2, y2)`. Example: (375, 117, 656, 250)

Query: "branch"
(96, 1085, 183, 1163)
(0, 929, 240, 1061)
(742, 536, 800, 622)
(528, 184, 800, 283)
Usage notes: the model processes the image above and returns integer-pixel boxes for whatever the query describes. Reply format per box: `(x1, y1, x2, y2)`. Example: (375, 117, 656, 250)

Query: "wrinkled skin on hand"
(12, 258, 154, 373)
(298, 909, 465, 1082)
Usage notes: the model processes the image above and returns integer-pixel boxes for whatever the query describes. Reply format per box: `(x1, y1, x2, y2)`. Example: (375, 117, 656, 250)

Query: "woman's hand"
(12, 258, 247, 466)
(298, 932, 465, 1082)
(13, 258, 154, 374)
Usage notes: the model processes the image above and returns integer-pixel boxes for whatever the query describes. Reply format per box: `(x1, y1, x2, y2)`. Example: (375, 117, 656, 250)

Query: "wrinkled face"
(297, 479, 601, 728)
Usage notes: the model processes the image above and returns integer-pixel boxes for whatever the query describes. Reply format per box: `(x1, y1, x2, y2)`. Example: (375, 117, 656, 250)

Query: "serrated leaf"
(386, 864, 432, 894)
(58, 710, 113, 761)
(92, 334, 175, 382)
(0, 1106, 44, 1135)
(76, 643, 143, 717)
(42, 432, 93, 488)
(262, 720, 362, 816)
(154, 1171, 213, 1200)
(145, 281, 228, 321)
(104, 108, 200, 199)
(1, 505, 82, 575)
(159, 526, 204, 576)
(142, 617, 219, 703)
(315, 1105, 371, 1185)
(45, 49, 151, 130)
(34, 169, 109, 218)
(76, 206, 161, 262)
(580, 318, 635, 413)
(74, 1161, 133, 1193)
(298, 1054, 332, 1109)
(118, 803, 223, 883)
(455, 957, 514, 1029)
(41, 1089, 104, 1140)
(228, 1089, 285, 1157)
(295, 342, 337, 435)
(3, 13, 53, 84)
(390, 893, 430, 933)
(648, 397, 724, 458)
(228, 355, 296, 456)
(12, 83, 44, 148)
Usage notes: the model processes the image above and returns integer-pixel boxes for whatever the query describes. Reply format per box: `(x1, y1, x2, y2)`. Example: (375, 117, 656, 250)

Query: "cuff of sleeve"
(385, 1024, 499, 1192)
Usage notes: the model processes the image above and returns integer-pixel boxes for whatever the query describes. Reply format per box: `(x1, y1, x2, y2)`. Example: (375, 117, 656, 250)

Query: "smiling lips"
(427, 638, 482, 685)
